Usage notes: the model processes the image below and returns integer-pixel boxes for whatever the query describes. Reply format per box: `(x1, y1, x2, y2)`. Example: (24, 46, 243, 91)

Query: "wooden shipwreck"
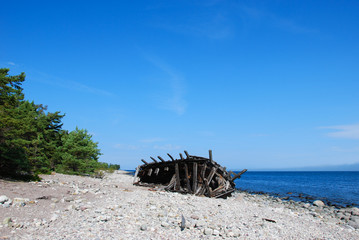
(133, 150, 247, 199)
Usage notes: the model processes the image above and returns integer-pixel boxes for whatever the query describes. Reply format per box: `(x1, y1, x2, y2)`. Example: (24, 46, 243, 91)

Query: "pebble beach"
(1, 170, 359, 239)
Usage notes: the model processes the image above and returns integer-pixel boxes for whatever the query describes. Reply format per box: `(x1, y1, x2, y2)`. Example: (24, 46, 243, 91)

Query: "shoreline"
(1, 170, 359, 239)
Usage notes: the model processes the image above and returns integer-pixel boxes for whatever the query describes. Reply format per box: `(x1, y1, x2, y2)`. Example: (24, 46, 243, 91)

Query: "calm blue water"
(235, 171, 359, 208)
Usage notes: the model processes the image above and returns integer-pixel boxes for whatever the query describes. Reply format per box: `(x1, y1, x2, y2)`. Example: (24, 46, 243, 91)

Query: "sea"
(234, 171, 359, 208)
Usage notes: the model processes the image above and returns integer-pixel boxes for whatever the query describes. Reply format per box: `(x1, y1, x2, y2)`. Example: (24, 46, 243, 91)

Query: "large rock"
(0, 195, 9, 204)
(313, 200, 325, 207)
(348, 217, 359, 229)
(12, 197, 30, 207)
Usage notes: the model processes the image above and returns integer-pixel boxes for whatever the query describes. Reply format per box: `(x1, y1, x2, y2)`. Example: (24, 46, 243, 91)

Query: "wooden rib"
(214, 189, 235, 199)
(154, 168, 160, 175)
(192, 162, 198, 193)
(179, 153, 184, 160)
(133, 165, 140, 183)
(141, 159, 148, 165)
(157, 156, 165, 162)
(147, 168, 153, 176)
(184, 150, 190, 159)
(231, 169, 247, 182)
(207, 167, 218, 184)
(209, 150, 212, 161)
(175, 163, 181, 191)
(200, 163, 207, 180)
(167, 153, 175, 161)
(203, 179, 211, 197)
(184, 163, 192, 193)
(165, 174, 176, 190)
(150, 157, 158, 163)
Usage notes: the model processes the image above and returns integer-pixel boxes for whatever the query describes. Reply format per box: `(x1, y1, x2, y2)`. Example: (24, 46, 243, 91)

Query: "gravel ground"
(1, 171, 359, 240)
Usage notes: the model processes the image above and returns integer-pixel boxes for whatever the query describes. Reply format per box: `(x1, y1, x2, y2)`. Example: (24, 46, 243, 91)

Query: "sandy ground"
(1, 171, 359, 240)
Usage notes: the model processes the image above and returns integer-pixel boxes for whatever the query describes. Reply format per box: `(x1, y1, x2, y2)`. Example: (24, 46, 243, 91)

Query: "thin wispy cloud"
(155, 13, 233, 40)
(140, 137, 165, 143)
(154, 144, 181, 151)
(33, 71, 115, 97)
(114, 144, 140, 150)
(7, 61, 16, 66)
(145, 55, 187, 115)
(239, 4, 316, 34)
(321, 123, 359, 139)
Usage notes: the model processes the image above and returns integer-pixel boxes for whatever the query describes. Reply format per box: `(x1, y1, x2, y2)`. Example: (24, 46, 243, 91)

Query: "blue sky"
(1, 0, 359, 170)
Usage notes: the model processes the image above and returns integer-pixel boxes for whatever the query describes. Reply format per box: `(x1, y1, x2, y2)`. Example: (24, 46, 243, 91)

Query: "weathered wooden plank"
(133, 165, 140, 183)
(175, 163, 181, 191)
(158, 156, 165, 162)
(203, 179, 211, 197)
(231, 169, 247, 182)
(141, 159, 148, 165)
(167, 153, 175, 161)
(207, 167, 218, 184)
(214, 189, 235, 199)
(184, 163, 192, 193)
(165, 174, 176, 190)
(200, 163, 207, 180)
(150, 157, 158, 163)
(192, 162, 198, 193)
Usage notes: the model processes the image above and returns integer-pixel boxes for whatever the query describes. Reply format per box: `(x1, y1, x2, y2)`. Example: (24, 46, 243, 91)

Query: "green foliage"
(56, 127, 102, 174)
(0, 68, 112, 179)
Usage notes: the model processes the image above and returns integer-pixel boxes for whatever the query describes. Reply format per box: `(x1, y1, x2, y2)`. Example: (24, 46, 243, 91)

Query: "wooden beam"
(214, 189, 235, 199)
(192, 162, 198, 193)
(175, 163, 181, 191)
(231, 169, 247, 182)
(150, 157, 158, 163)
(165, 174, 176, 190)
(141, 159, 148, 165)
(157, 156, 165, 162)
(209, 150, 212, 161)
(184, 150, 190, 159)
(207, 167, 218, 184)
(203, 179, 211, 197)
(200, 163, 207, 180)
(184, 163, 192, 193)
(167, 153, 175, 161)
(179, 153, 184, 160)
(133, 165, 140, 183)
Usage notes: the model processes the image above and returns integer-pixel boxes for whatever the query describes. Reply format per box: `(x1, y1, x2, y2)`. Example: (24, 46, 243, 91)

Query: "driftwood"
(133, 150, 247, 199)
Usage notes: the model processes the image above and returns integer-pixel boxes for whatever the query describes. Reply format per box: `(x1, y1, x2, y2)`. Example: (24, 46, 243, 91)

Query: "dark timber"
(133, 150, 247, 199)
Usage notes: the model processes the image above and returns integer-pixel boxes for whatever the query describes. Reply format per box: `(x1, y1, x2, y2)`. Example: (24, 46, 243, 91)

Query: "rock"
(180, 215, 186, 230)
(190, 215, 199, 220)
(350, 207, 359, 216)
(3, 217, 12, 226)
(213, 229, 220, 235)
(348, 217, 359, 229)
(12, 198, 30, 207)
(161, 221, 170, 228)
(50, 214, 58, 222)
(140, 225, 147, 231)
(0, 195, 9, 204)
(204, 228, 213, 235)
(313, 200, 325, 207)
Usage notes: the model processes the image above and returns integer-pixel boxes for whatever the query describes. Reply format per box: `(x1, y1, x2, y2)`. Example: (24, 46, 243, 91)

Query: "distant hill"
(244, 162, 359, 171)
